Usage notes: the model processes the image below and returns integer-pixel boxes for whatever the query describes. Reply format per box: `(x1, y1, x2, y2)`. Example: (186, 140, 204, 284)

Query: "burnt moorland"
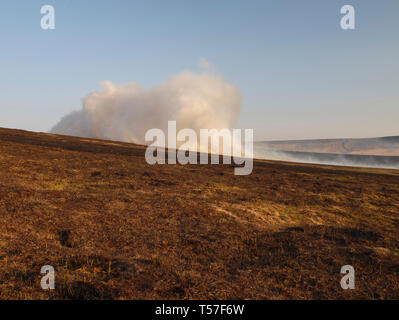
(0, 127, 398, 299)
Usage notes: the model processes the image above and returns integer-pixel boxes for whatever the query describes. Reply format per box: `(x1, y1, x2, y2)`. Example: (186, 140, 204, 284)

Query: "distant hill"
(256, 136, 399, 156)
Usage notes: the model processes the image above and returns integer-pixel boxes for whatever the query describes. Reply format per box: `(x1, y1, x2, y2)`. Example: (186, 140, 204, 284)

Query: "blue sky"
(0, 0, 398, 140)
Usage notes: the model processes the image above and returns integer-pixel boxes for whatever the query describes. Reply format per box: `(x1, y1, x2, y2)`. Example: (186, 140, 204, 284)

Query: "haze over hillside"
(254, 136, 399, 169)
(257, 136, 399, 156)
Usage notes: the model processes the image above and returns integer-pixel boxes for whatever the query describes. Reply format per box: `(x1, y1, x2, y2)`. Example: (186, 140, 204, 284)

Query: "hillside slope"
(0, 128, 399, 299)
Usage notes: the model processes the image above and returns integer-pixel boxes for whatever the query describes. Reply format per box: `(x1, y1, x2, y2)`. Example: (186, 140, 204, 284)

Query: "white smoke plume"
(50, 71, 241, 145)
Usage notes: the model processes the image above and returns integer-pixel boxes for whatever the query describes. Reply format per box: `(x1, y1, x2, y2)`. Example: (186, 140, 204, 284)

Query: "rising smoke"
(50, 69, 398, 170)
(50, 71, 241, 145)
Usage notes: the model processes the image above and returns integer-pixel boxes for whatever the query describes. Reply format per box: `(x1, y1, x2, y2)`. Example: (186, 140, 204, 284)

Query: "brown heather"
(0, 127, 398, 299)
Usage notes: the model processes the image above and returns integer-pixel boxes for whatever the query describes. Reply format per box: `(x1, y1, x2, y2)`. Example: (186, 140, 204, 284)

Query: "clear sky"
(0, 0, 398, 140)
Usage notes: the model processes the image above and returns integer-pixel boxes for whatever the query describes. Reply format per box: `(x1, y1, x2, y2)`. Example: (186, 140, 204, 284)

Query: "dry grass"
(0, 127, 398, 299)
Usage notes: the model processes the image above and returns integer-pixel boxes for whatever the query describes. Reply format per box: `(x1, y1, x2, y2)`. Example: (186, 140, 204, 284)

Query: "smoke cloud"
(50, 71, 241, 145)
(253, 144, 399, 169)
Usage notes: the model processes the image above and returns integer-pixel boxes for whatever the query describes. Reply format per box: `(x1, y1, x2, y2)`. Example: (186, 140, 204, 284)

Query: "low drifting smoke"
(253, 144, 399, 169)
(50, 71, 241, 145)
